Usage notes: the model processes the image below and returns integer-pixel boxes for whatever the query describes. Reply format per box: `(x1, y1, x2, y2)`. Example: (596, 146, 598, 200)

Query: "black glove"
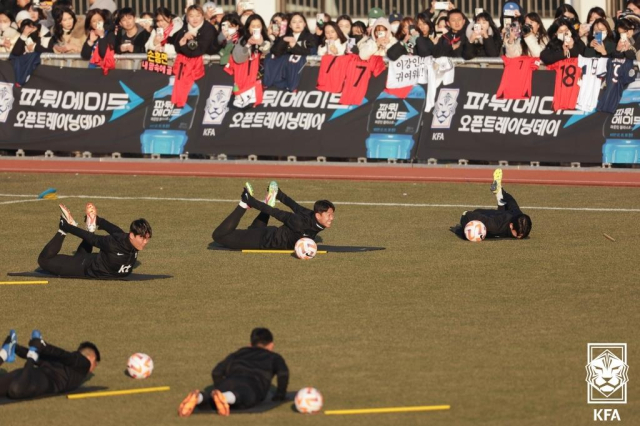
(59, 216, 73, 232)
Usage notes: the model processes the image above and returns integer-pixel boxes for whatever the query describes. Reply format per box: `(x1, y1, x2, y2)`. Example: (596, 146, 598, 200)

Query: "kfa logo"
(202, 85, 232, 125)
(118, 265, 132, 274)
(586, 343, 628, 422)
(0, 82, 15, 123)
(431, 88, 459, 130)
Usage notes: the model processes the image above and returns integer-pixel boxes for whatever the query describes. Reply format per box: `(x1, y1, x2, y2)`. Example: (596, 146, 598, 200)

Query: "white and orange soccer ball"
(294, 238, 317, 260)
(295, 387, 323, 414)
(127, 353, 154, 379)
(464, 220, 487, 242)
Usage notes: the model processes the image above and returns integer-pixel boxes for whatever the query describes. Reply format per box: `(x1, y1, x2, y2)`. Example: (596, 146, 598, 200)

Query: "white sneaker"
(58, 204, 77, 227)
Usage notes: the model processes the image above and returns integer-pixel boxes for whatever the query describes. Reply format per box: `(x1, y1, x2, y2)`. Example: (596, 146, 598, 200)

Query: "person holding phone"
(357, 17, 397, 60)
(426, 0, 454, 21)
(217, 13, 242, 65)
(10, 17, 50, 55)
(271, 12, 317, 57)
(87, 0, 116, 14)
(584, 18, 615, 58)
(0, 11, 20, 53)
(145, 7, 182, 55)
(232, 14, 271, 63)
(267, 12, 287, 41)
(81, 9, 116, 66)
(414, 13, 436, 56)
(505, 12, 548, 58)
(433, 8, 467, 58)
(387, 17, 418, 60)
(114, 7, 149, 54)
(612, 18, 639, 60)
(317, 21, 347, 56)
(49, 7, 84, 53)
(540, 17, 585, 65)
(463, 11, 501, 59)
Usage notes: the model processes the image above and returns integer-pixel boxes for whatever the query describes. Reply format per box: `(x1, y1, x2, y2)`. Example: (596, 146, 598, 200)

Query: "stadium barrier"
(0, 54, 637, 165)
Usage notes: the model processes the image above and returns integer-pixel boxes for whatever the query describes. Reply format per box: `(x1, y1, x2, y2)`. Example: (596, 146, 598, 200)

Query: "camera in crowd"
(187, 38, 198, 50)
(521, 23, 533, 36)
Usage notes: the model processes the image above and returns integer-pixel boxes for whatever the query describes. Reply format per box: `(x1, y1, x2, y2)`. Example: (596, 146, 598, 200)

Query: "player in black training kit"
(212, 181, 335, 250)
(37, 203, 152, 279)
(0, 329, 100, 400)
(459, 169, 532, 239)
(177, 328, 289, 417)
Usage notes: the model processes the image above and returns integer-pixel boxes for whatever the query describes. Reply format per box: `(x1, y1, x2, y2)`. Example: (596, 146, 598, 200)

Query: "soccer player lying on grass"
(178, 328, 289, 417)
(460, 169, 532, 239)
(0, 329, 100, 400)
(37, 203, 152, 279)
(212, 181, 335, 249)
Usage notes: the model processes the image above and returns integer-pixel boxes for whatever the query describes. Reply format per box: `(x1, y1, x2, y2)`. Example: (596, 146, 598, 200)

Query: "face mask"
(390, 23, 399, 33)
(240, 15, 248, 26)
(557, 33, 565, 42)
(227, 27, 237, 36)
(600, 31, 608, 39)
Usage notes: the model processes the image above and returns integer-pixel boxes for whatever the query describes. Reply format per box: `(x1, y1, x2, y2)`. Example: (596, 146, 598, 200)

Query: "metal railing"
(71, 0, 238, 15)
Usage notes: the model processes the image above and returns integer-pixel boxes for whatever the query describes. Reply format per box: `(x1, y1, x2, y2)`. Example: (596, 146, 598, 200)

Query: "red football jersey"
(224, 53, 261, 95)
(316, 55, 351, 93)
(496, 56, 540, 100)
(339, 56, 386, 106)
(547, 58, 583, 111)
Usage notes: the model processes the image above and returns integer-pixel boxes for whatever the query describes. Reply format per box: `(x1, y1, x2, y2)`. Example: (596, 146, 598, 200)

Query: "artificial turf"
(0, 172, 639, 425)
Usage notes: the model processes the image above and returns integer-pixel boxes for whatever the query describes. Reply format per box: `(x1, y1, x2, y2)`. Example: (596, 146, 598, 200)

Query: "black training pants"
(215, 376, 262, 409)
(212, 206, 275, 250)
(37, 232, 95, 277)
(0, 359, 55, 399)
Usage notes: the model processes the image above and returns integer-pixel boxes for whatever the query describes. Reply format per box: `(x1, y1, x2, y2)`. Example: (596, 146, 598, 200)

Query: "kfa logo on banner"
(431, 88, 459, 132)
(586, 343, 628, 422)
(202, 86, 233, 131)
(0, 82, 15, 123)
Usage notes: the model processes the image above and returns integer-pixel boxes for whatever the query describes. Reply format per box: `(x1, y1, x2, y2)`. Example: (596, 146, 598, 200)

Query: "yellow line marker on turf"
(67, 386, 170, 400)
(0, 281, 48, 285)
(325, 404, 451, 416)
(242, 250, 328, 254)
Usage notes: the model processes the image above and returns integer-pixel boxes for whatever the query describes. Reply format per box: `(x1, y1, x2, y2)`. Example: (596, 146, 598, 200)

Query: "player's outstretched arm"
(60, 218, 116, 252)
(276, 189, 312, 215)
(246, 195, 294, 224)
(96, 217, 125, 235)
(273, 355, 290, 401)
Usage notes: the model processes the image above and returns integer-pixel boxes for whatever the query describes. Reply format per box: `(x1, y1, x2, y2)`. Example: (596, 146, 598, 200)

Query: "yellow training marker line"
(242, 250, 328, 254)
(67, 386, 170, 400)
(0, 281, 48, 285)
(325, 404, 451, 416)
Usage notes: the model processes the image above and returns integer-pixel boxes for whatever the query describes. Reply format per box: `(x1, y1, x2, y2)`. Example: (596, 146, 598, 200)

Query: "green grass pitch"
(0, 172, 639, 425)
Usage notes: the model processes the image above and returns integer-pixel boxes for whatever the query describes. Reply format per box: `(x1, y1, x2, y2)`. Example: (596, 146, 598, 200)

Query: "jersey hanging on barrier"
(496, 56, 540, 100)
(316, 54, 351, 93)
(339, 56, 386, 106)
(547, 58, 583, 111)
(597, 58, 637, 114)
(224, 53, 263, 107)
(263, 54, 307, 92)
(425, 57, 455, 112)
(576, 56, 608, 112)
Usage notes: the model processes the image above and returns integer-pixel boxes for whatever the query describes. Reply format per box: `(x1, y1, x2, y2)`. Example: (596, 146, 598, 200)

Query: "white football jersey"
(576, 56, 608, 112)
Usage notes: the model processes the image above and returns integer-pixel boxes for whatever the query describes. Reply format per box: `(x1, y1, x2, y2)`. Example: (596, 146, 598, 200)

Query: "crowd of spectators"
(0, 0, 639, 66)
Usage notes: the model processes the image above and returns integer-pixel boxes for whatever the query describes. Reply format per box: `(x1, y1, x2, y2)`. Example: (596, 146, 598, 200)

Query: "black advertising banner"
(417, 67, 611, 163)
(0, 60, 637, 163)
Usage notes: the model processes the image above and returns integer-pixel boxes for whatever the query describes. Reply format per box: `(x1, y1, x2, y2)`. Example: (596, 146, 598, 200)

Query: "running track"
(1, 158, 640, 187)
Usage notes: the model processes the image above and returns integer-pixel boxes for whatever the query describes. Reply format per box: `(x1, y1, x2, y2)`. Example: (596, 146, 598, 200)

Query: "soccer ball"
(464, 220, 487, 242)
(295, 387, 323, 414)
(294, 238, 317, 260)
(127, 353, 154, 379)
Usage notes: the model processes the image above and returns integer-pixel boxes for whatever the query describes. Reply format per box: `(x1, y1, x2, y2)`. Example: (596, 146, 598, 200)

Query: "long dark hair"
(53, 7, 76, 42)
(154, 7, 175, 29)
(587, 18, 613, 44)
(320, 21, 347, 46)
(285, 12, 310, 36)
(547, 17, 579, 50)
(239, 14, 269, 46)
(554, 4, 581, 25)
(416, 12, 433, 37)
(586, 7, 606, 22)
(84, 9, 112, 35)
(524, 12, 547, 44)
(473, 11, 500, 40)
